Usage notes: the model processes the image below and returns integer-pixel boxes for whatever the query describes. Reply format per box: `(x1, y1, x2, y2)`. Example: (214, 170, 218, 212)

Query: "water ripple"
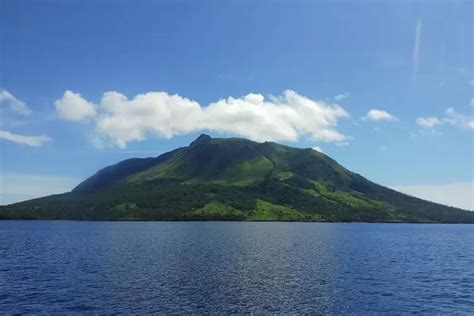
(0, 221, 473, 314)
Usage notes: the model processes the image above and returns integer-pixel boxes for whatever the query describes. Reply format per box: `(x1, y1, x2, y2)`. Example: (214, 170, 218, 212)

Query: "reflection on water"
(0, 221, 473, 313)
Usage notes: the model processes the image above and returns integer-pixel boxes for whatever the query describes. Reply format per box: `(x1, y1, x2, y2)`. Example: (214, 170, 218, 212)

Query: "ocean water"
(0, 221, 473, 314)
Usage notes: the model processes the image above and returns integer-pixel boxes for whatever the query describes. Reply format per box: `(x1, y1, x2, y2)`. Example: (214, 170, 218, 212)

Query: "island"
(1, 134, 472, 223)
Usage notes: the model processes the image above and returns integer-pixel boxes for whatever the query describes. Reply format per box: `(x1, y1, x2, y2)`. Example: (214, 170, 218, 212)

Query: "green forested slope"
(1, 134, 472, 223)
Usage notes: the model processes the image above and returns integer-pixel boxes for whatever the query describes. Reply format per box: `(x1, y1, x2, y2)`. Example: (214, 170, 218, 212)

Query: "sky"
(0, 0, 473, 209)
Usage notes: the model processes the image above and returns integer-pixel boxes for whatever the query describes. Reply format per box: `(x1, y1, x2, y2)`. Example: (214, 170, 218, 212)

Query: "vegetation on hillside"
(1, 134, 472, 223)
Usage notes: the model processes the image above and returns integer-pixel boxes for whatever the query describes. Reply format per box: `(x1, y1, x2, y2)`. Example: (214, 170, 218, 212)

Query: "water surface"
(0, 221, 473, 313)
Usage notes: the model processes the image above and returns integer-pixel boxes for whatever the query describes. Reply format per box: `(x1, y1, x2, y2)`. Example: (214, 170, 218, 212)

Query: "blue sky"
(1, 0, 473, 209)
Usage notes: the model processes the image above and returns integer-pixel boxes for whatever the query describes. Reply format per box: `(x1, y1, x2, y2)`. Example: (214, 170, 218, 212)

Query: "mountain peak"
(190, 133, 212, 146)
(2, 135, 472, 223)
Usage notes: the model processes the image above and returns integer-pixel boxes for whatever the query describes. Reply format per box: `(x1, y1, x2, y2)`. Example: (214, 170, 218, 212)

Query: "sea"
(0, 221, 473, 314)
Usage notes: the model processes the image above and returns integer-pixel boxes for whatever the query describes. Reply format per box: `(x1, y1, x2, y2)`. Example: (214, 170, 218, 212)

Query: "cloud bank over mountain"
(56, 90, 349, 148)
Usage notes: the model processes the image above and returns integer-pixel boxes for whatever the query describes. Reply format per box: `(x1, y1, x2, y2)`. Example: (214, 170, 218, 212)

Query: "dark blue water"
(0, 222, 473, 314)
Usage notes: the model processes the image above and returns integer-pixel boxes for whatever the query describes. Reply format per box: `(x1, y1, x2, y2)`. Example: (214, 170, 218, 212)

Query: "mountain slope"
(1, 134, 472, 222)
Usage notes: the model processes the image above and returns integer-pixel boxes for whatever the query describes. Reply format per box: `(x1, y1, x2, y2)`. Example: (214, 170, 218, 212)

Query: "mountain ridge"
(1, 134, 472, 223)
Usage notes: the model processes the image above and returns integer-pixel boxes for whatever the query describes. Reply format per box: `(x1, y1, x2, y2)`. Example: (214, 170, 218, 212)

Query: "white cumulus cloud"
(96, 91, 202, 148)
(0, 90, 31, 115)
(58, 90, 349, 148)
(364, 109, 397, 121)
(55, 90, 97, 121)
(202, 90, 348, 143)
(0, 130, 51, 146)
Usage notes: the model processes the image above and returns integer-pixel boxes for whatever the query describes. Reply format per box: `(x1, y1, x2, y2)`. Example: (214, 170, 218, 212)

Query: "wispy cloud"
(334, 92, 351, 101)
(363, 109, 398, 121)
(417, 108, 474, 130)
(411, 19, 422, 82)
(416, 117, 441, 128)
(56, 90, 349, 148)
(445, 107, 474, 129)
(0, 90, 32, 115)
(0, 91, 51, 146)
(216, 74, 234, 80)
(0, 130, 51, 146)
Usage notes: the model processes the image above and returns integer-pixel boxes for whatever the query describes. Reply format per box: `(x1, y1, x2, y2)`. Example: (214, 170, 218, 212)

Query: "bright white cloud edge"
(55, 90, 97, 121)
(56, 90, 349, 148)
(364, 109, 397, 121)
